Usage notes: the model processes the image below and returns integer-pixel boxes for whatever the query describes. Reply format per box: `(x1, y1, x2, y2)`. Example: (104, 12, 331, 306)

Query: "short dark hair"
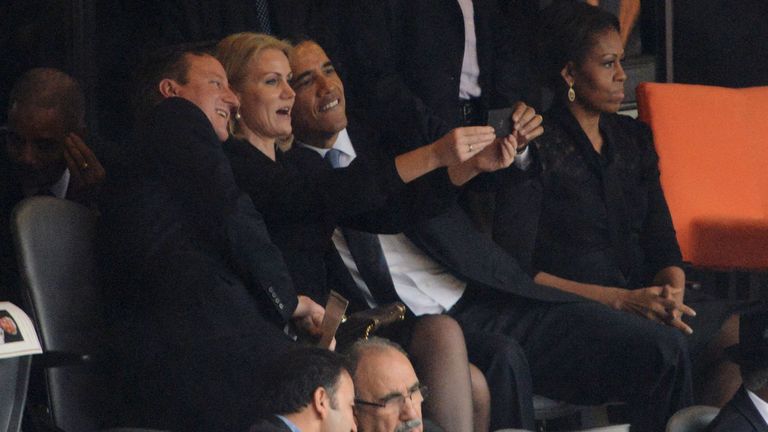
(132, 41, 215, 122)
(535, 0, 620, 91)
(8, 68, 85, 132)
(261, 347, 350, 415)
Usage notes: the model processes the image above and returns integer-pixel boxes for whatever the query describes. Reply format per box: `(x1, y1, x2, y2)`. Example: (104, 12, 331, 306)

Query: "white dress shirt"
(457, 0, 482, 100)
(300, 130, 467, 315)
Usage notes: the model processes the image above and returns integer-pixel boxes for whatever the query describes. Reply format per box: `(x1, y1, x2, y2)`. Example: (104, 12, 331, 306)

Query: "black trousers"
(450, 287, 694, 432)
(465, 331, 535, 430)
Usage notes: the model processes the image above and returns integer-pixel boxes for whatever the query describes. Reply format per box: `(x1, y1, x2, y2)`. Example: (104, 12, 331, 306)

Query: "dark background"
(2, 0, 767, 142)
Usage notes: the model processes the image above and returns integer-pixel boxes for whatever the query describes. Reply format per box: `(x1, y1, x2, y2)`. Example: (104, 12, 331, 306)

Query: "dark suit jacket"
(343, 0, 533, 147)
(103, 97, 297, 324)
(287, 121, 577, 305)
(249, 416, 293, 432)
(225, 122, 424, 310)
(99, 98, 300, 430)
(707, 387, 768, 432)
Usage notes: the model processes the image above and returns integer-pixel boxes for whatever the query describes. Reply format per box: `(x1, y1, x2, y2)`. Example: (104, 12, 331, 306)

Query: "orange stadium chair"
(637, 83, 768, 276)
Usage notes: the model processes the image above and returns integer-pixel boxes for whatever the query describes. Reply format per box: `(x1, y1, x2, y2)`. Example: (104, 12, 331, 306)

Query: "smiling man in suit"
(100, 44, 326, 431)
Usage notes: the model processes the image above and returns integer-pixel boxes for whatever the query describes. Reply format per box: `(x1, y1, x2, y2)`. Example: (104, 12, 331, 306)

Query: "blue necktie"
(324, 148, 400, 305)
(324, 148, 343, 169)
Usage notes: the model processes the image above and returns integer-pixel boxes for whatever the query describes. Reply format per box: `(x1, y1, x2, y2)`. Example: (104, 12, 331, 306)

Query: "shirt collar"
(275, 415, 303, 432)
(747, 389, 768, 426)
(23, 168, 70, 198)
(50, 168, 70, 198)
(298, 128, 356, 162)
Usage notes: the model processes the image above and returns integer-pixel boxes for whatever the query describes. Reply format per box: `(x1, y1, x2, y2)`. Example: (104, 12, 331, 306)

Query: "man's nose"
(316, 74, 334, 93)
(222, 86, 240, 109)
(399, 396, 420, 421)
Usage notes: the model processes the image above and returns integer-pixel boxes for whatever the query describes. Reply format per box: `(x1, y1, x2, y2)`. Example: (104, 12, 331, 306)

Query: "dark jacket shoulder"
(249, 416, 293, 432)
(707, 387, 768, 432)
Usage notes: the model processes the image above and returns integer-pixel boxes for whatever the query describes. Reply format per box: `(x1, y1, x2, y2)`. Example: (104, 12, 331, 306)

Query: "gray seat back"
(666, 405, 720, 432)
(0, 355, 32, 432)
(12, 196, 109, 432)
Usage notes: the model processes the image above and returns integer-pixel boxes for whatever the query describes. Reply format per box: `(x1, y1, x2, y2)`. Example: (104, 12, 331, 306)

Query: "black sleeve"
(246, 145, 408, 225)
(344, 0, 451, 148)
(145, 98, 298, 322)
(635, 121, 684, 278)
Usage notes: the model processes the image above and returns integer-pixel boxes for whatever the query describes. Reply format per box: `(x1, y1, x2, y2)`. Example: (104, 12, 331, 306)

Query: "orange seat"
(636, 83, 768, 270)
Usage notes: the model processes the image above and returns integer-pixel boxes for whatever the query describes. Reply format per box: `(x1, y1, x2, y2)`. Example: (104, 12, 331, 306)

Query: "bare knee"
(470, 363, 491, 410)
(470, 363, 491, 432)
(409, 314, 466, 356)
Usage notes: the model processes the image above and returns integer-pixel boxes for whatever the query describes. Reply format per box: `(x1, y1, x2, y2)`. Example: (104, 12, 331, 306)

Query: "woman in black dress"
(492, 0, 742, 407)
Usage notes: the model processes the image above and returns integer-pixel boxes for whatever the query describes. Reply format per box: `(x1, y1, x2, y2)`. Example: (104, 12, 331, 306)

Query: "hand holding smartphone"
(487, 107, 513, 137)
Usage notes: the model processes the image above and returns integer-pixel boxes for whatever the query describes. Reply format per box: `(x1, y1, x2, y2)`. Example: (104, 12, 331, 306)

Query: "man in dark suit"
(286, 39, 539, 430)
(100, 45, 326, 432)
(1, 68, 105, 303)
(287, 39, 693, 432)
(250, 347, 356, 432)
(707, 310, 768, 432)
(343, 0, 538, 148)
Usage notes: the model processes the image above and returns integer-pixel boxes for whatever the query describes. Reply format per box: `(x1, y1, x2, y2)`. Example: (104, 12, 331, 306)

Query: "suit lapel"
(734, 387, 768, 431)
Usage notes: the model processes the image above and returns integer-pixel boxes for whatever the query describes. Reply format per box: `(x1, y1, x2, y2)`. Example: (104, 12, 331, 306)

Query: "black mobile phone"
(487, 107, 513, 137)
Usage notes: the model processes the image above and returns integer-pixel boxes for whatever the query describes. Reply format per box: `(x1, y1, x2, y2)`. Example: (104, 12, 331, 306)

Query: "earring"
(567, 83, 576, 102)
(235, 109, 242, 121)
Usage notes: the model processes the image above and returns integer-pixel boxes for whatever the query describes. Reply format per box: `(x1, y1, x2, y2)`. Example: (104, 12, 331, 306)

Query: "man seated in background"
(1, 67, 105, 302)
(708, 310, 768, 432)
(347, 337, 432, 432)
(251, 347, 356, 432)
(99, 44, 325, 431)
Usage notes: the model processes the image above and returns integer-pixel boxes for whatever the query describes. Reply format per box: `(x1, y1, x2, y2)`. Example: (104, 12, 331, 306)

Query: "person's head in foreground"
(257, 347, 357, 432)
(347, 338, 427, 432)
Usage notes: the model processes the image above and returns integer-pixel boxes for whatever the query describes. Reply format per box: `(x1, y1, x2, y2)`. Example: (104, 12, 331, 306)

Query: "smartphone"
(488, 107, 513, 137)
(317, 290, 349, 349)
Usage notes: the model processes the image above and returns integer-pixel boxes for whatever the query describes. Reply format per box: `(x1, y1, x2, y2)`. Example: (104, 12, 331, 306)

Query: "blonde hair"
(216, 32, 294, 149)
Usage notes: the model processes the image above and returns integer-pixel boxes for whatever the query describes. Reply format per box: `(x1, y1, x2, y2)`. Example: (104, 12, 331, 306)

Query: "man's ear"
(159, 78, 179, 98)
(560, 61, 576, 88)
(313, 386, 331, 419)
